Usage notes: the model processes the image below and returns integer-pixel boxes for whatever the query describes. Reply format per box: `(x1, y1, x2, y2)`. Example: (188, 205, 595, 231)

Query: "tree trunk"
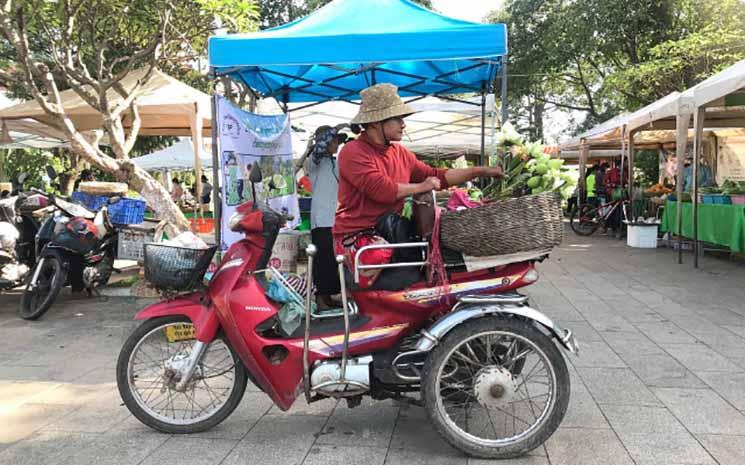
(0, 149, 7, 182)
(67, 134, 188, 237)
(532, 102, 545, 141)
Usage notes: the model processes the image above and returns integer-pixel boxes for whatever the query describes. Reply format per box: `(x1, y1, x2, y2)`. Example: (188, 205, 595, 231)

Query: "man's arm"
(445, 166, 503, 186)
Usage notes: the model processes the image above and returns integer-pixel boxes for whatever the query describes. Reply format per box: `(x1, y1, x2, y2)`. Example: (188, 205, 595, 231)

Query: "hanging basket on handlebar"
(143, 243, 217, 292)
(439, 191, 563, 257)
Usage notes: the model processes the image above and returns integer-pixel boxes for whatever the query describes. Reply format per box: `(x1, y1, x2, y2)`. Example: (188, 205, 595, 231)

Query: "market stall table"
(660, 200, 745, 253)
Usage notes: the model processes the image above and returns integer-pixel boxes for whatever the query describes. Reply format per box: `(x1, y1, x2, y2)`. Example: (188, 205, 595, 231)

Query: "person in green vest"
(586, 167, 597, 207)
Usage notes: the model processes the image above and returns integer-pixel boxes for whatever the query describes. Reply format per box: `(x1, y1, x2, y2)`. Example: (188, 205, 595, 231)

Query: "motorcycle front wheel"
(116, 316, 248, 434)
(421, 317, 570, 459)
(19, 256, 66, 320)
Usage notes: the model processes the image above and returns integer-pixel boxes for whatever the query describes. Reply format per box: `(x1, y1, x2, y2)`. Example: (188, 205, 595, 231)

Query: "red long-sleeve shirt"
(333, 133, 449, 235)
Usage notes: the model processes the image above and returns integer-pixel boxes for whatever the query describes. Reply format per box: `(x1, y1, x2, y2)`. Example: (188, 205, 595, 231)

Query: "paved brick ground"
(1, 230, 745, 464)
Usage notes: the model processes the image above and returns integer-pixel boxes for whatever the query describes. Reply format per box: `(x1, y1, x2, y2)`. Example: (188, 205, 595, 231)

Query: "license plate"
(164, 324, 195, 342)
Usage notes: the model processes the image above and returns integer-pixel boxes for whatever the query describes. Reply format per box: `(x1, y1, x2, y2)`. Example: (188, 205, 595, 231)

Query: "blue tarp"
(208, 0, 507, 103)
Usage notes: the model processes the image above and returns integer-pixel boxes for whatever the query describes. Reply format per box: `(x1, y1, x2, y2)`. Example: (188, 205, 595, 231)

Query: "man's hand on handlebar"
(422, 176, 441, 191)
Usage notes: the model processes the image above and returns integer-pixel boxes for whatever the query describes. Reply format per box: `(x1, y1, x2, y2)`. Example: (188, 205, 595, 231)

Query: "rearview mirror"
(249, 164, 262, 183)
(18, 173, 28, 185)
(45, 165, 58, 181)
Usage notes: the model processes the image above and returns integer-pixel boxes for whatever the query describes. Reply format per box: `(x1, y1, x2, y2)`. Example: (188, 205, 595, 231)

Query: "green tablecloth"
(660, 200, 745, 253)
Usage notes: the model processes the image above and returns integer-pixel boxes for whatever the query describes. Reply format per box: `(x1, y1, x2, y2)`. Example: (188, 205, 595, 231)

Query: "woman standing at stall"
(306, 125, 347, 309)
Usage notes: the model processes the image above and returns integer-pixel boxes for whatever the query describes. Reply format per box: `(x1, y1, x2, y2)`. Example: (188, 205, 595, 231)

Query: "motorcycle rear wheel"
(421, 317, 570, 459)
(19, 256, 65, 320)
(117, 316, 248, 434)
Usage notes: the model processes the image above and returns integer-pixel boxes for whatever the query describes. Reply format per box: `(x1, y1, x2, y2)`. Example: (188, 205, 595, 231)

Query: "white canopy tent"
(561, 59, 745, 267)
(287, 96, 492, 159)
(0, 94, 69, 149)
(133, 138, 213, 171)
(0, 68, 212, 197)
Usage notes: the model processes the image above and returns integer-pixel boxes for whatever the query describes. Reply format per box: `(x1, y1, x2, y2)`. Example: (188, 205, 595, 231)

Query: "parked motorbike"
(0, 174, 48, 291)
(116, 165, 578, 459)
(19, 186, 119, 320)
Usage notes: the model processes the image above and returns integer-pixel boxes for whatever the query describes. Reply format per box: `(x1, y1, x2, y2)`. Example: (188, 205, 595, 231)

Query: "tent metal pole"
(210, 92, 221, 248)
(675, 113, 689, 265)
(692, 106, 705, 268)
(480, 89, 486, 171)
(500, 59, 508, 125)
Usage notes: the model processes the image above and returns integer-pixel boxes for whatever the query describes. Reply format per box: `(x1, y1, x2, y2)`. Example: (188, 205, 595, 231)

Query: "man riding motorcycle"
(334, 83, 503, 288)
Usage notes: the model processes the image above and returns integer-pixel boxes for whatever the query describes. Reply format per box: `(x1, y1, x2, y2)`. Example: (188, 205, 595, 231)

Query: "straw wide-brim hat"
(351, 83, 415, 125)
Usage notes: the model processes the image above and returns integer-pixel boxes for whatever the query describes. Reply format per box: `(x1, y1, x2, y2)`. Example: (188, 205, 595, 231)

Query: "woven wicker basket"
(79, 181, 128, 196)
(440, 192, 563, 257)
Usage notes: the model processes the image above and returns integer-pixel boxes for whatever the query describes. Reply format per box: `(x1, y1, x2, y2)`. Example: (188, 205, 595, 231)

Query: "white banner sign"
(217, 96, 299, 250)
(716, 136, 745, 185)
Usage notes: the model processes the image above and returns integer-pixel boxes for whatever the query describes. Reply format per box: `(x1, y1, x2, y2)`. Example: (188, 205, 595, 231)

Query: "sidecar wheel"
(117, 316, 248, 434)
(422, 317, 570, 459)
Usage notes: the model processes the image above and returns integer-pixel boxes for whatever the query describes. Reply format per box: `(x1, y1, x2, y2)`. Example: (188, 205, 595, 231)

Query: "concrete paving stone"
(222, 441, 312, 465)
(582, 308, 640, 332)
(697, 434, 745, 465)
(577, 367, 662, 406)
(601, 330, 665, 356)
(32, 382, 117, 406)
(635, 322, 699, 345)
(57, 429, 169, 465)
(0, 381, 61, 411)
(317, 403, 398, 448)
(241, 413, 327, 448)
(532, 303, 586, 323)
(545, 427, 635, 465)
(652, 387, 745, 435)
(569, 340, 627, 368)
(600, 404, 716, 465)
(620, 352, 708, 388)
(696, 372, 745, 411)
(556, 321, 602, 342)
(694, 308, 745, 327)
(268, 397, 338, 417)
(189, 391, 274, 440)
(0, 359, 104, 383)
(561, 387, 611, 429)
(0, 403, 76, 446)
(42, 387, 129, 434)
(384, 446, 467, 465)
(722, 325, 745, 338)
(0, 430, 99, 465)
(469, 454, 550, 465)
(302, 444, 387, 465)
(389, 405, 464, 457)
(139, 437, 239, 465)
(662, 343, 742, 372)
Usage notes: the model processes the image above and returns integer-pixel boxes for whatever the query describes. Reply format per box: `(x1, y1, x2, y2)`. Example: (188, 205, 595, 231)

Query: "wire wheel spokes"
(127, 323, 238, 426)
(436, 331, 556, 447)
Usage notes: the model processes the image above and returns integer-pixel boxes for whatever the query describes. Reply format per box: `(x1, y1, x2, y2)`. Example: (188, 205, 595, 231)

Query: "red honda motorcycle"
(117, 168, 578, 459)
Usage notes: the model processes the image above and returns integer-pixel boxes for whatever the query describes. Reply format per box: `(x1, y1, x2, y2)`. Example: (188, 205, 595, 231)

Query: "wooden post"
(579, 140, 589, 203)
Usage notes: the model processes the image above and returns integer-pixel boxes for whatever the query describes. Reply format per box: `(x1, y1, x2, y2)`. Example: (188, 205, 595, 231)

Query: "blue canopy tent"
(209, 0, 508, 108)
(207, 0, 508, 242)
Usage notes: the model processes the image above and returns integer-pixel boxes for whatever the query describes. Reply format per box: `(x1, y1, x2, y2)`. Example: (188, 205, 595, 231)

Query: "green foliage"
(0, 149, 64, 191)
(257, 0, 433, 29)
(487, 0, 745, 138)
(634, 150, 660, 187)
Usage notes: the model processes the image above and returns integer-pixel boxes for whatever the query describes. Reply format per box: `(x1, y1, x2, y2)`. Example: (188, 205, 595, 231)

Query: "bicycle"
(570, 198, 630, 236)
